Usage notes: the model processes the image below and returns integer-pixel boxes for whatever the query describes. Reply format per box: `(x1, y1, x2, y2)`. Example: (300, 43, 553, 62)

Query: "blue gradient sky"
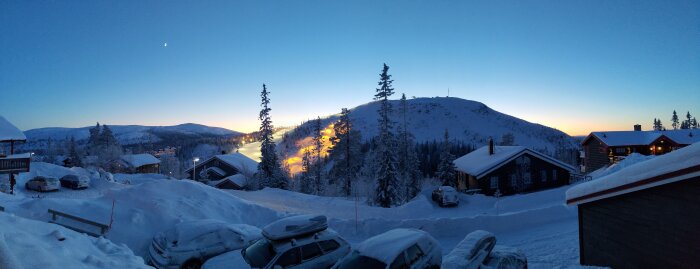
(1, 1, 698, 135)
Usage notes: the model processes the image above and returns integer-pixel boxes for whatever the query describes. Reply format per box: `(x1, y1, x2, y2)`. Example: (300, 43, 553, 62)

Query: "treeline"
(653, 110, 698, 130)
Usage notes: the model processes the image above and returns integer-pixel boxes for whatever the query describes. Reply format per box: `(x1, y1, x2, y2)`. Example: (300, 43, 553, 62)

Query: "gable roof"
(0, 116, 26, 142)
(566, 142, 700, 205)
(453, 146, 576, 179)
(120, 154, 160, 168)
(186, 152, 259, 174)
(583, 129, 700, 147)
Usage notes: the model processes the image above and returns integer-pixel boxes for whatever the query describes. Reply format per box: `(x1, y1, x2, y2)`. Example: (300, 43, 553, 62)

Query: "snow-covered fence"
(48, 209, 109, 237)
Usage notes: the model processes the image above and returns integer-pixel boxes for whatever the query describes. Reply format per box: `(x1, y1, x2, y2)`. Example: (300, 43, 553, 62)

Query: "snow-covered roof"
(584, 129, 700, 147)
(222, 174, 247, 188)
(356, 228, 430, 263)
(215, 153, 258, 173)
(0, 116, 26, 142)
(566, 142, 700, 205)
(120, 153, 160, 168)
(202, 166, 226, 176)
(453, 146, 575, 178)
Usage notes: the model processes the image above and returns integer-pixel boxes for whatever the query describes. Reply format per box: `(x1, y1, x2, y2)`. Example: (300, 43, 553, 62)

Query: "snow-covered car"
(481, 246, 527, 269)
(442, 230, 496, 269)
(25, 176, 60, 192)
(147, 220, 262, 269)
(334, 228, 442, 269)
(442, 230, 527, 269)
(59, 174, 90, 189)
(217, 214, 350, 269)
(432, 186, 460, 207)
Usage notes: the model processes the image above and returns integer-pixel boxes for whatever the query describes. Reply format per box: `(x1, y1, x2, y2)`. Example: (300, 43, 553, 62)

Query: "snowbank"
(0, 213, 148, 269)
(587, 153, 655, 179)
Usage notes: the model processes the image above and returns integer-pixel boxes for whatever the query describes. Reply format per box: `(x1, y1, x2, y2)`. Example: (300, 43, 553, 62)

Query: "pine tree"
(396, 94, 422, 201)
(693, 117, 698, 129)
(299, 150, 313, 194)
(312, 117, 325, 195)
(672, 110, 680, 130)
(257, 84, 288, 190)
(98, 124, 123, 167)
(67, 136, 82, 167)
(328, 108, 362, 196)
(88, 122, 101, 155)
(373, 63, 400, 208)
(681, 111, 693, 129)
(436, 129, 457, 187)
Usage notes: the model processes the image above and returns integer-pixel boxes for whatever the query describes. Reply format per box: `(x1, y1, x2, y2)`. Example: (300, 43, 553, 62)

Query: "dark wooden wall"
(136, 164, 160, 174)
(578, 177, 700, 269)
(476, 152, 571, 196)
(187, 158, 238, 181)
(583, 137, 609, 173)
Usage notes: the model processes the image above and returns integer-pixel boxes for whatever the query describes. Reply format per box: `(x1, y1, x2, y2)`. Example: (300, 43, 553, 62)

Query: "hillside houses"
(581, 128, 700, 173)
(453, 140, 576, 196)
(185, 152, 258, 190)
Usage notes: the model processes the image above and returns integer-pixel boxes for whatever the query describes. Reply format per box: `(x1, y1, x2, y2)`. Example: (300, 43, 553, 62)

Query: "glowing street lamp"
(192, 157, 200, 181)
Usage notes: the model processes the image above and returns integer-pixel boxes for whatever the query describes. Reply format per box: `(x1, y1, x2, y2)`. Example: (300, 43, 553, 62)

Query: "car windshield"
(337, 251, 386, 269)
(243, 239, 276, 268)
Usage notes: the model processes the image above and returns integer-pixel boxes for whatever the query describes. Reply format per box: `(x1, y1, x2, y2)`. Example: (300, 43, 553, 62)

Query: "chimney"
(634, 124, 642, 131)
(488, 138, 494, 155)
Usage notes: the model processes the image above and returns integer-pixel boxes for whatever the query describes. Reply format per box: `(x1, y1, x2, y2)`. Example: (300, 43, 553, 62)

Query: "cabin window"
(541, 171, 547, 182)
(524, 173, 531, 185)
(615, 148, 626, 154)
(552, 170, 558, 181)
(490, 176, 498, 189)
(509, 174, 517, 187)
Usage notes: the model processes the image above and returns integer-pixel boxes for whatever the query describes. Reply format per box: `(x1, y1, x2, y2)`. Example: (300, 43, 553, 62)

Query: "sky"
(1, 0, 698, 136)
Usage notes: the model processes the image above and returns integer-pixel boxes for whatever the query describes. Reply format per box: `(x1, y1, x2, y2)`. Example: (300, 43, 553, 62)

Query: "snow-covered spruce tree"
(397, 94, 422, 201)
(97, 124, 123, 168)
(672, 110, 680, 130)
(373, 63, 401, 208)
(436, 129, 457, 187)
(328, 108, 362, 197)
(257, 84, 288, 190)
(88, 122, 101, 155)
(299, 149, 313, 194)
(67, 136, 82, 167)
(312, 117, 325, 195)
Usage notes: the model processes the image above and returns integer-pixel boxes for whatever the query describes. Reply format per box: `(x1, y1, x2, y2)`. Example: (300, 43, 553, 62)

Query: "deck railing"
(0, 156, 30, 174)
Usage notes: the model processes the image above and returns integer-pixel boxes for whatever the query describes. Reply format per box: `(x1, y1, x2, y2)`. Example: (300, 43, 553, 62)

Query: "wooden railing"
(0, 157, 30, 174)
(48, 209, 109, 237)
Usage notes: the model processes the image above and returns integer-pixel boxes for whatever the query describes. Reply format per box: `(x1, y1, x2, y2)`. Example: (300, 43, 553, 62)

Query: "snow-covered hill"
(23, 123, 241, 146)
(280, 97, 579, 173)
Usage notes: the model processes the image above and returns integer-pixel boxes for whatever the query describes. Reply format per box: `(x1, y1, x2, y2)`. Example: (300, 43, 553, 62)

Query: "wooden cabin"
(453, 140, 576, 196)
(0, 116, 31, 194)
(581, 127, 700, 173)
(112, 153, 161, 174)
(566, 142, 700, 269)
(185, 152, 257, 190)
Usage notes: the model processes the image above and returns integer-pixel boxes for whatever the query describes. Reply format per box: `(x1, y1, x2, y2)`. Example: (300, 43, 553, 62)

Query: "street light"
(192, 157, 200, 181)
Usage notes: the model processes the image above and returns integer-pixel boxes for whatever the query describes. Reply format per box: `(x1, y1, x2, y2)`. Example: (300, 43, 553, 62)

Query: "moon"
(163, 42, 168, 47)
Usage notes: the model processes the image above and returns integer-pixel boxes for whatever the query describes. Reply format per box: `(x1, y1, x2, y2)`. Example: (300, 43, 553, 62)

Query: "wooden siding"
(578, 177, 700, 268)
(136, 164, 160, 174)
(475, 152, 571, 196)
(583, 137, 609, 173)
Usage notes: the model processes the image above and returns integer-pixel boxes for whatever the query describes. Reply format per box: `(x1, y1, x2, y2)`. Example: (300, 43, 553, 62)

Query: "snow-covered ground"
(0, 162, 594, 268)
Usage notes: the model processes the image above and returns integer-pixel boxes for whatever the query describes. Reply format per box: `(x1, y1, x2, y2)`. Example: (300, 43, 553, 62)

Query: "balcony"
(0, 153, 31, 174)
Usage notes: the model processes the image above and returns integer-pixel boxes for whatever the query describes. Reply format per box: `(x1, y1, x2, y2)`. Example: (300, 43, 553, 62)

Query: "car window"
(274, 247, 301, 268)
(244, 239, 276, 268)
(300, 242, 322, 261)
(318, 240, 340, 253)
(390, 253, 408, 269)
(405, 244, 424, 265)
(191, 232, 221, 247)
(337, 251, 386, 269)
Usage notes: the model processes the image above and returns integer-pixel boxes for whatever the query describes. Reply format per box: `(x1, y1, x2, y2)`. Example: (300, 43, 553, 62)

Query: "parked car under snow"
(215, 214, 351, 269)
(333, 228, 442, 269)
(432, 186, 460, 207)
(59, 174, 90, 189)
(442, 230, 527, 269)
(147, 219, 262, 269)
(25, 176, 59, 192)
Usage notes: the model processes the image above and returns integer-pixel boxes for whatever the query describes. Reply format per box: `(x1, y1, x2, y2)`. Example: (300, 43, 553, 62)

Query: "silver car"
(432, 186, 460, 207)
(211, 214, 351, 269)
(25, 176, 60, 192)
(334, 228, 442, 269)
(148, 220, 262, 269)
